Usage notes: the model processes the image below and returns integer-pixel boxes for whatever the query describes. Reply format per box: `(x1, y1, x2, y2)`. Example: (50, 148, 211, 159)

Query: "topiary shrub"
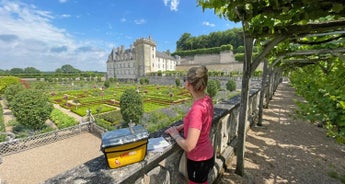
(206, 80, 218, 98)
(120, 89, 143, 124)
(226, 79, 236, 92)
(10, 89, 53, 131)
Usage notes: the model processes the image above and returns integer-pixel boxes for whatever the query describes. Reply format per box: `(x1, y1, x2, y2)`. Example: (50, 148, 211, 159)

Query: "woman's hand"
(164, 126, 179, 138)
(176, 124, 184, 131)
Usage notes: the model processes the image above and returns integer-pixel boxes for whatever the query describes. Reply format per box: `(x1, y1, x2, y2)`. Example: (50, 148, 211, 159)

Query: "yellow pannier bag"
(101, 125, 149, 169)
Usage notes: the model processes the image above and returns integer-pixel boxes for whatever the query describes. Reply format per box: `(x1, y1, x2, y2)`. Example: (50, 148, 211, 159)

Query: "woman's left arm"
(166, 126, 200, 152)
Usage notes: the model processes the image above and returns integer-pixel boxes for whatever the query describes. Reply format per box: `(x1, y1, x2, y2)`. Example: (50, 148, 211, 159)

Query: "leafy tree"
(206, 80, 218, 98)
(120, 89, 143, 124)
(290, 60, 345, 143)
(10, 89, 53, 130)
(0, 69, 6, 75)
(10, 68, 24, 74)
(0, 76, 21, 94)
(176, 33, 192, 51)
(175, 28, 244, 52)
(4, 84, 25, 104)
(56, 64, 81, 73)
(226, 79, 236, 92)
(24, 67, 40, 73)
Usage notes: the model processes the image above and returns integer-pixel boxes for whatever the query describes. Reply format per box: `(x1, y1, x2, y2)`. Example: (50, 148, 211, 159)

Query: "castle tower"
(134, 36, 156, 78)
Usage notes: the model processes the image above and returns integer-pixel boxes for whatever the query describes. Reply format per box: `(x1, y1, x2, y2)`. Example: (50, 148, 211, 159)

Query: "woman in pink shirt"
(165, 65, 214, 184)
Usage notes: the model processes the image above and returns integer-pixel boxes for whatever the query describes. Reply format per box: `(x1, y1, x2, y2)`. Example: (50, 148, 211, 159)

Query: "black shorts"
(187, 156, 214, 183)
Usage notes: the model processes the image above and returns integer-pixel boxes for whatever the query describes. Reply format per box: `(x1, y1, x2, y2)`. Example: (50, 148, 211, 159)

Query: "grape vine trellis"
(197, 0, 345, 176)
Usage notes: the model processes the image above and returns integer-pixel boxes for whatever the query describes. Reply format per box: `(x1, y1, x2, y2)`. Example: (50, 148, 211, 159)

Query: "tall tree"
(10, 68, 24, 74)
(57, 64, 81, 73)
(176, 33, 192, 51)
(24, 67, 40, 73)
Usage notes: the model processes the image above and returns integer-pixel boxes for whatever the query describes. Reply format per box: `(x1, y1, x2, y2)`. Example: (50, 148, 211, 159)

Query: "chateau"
(106, 36, 178, 80)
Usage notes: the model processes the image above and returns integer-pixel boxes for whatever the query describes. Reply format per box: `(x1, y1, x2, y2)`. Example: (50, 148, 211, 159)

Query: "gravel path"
(0, 99, 101, 184)
(219, 81, 345, 184)
(0, 133, 103, 184)
(0, 100, 13, 132)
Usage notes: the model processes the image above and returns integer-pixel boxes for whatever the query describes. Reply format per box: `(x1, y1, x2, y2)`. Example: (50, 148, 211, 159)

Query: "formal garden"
(0, 75, 239, 141)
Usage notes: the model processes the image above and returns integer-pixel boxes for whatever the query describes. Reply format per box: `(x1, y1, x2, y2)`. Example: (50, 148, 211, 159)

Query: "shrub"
(234, 53, 244, 62)
(96, 111, 123, 124)
(175, 78, 181, 87)
(10, 89, 53, 130)
(226, 79, 236, 92)
(207, 80, 218, 98)
(104, 80, 110, 88)
(120, 89, 143, 124)
(4, 84, 25, 104)
(0, 76, 21, 95)
(95, 118, 117, 131)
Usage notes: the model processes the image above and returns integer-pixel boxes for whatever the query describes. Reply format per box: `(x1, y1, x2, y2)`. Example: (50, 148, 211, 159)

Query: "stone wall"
(176, 51, 263, 73)
(148, 76, 262, 90)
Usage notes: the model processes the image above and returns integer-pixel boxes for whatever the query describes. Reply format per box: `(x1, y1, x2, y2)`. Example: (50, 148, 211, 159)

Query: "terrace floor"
(218, 81, 345, 184)
(0, 132, 102, 184)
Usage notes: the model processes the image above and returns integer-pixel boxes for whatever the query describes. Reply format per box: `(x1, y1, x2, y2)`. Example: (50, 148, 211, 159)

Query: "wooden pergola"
(237, 20, 345, 175)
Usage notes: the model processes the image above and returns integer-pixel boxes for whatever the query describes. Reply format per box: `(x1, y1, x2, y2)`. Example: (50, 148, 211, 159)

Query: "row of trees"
(173, 28, 260, 62)
(175, 28, 244, 52)
(0, 64, 104, 78)
(290, 60, 345, 143)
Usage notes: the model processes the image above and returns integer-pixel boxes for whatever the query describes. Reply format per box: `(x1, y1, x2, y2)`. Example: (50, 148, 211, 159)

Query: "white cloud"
(120, 17, 126, 22)
(134, 18, 146, 25)
(202, 21, 215, 27)
(59, 0, 68, 3)
(0, 0, 108, 71)
(163, 0, 179, 11)
(61, 14, 71, 18)
(170, 0, 179, 11)
(163, 0, 169, 6)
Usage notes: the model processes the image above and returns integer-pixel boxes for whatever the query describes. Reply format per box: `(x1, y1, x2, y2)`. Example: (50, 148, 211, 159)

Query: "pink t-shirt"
(183, 95, 214, 161)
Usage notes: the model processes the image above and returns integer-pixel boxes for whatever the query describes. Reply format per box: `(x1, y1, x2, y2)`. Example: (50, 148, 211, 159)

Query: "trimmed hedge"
(50, 108, 78, 129)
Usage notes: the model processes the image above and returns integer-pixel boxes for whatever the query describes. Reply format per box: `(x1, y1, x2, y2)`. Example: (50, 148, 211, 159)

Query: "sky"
(0, 0, 240, 72)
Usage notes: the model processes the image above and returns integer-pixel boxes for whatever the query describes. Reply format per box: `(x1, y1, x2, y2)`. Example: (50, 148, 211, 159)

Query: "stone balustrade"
(43, 87, 268, 184)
